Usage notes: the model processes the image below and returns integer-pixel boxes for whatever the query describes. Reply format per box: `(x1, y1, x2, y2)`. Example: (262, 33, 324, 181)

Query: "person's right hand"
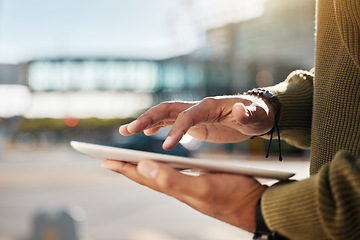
(119, 95, 277, 150)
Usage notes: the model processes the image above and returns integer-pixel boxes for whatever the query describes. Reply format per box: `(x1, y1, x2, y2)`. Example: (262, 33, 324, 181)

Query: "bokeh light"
(63, 117, 81, 127)
(256, 70, 273, 87)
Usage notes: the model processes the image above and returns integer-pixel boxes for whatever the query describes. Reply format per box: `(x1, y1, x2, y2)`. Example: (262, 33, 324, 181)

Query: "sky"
(0, 0, 198, 63)
(0, 0, 265, 64)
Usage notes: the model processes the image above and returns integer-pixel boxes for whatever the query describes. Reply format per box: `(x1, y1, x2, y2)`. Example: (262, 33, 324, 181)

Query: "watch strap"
(253, 199, 288, 240)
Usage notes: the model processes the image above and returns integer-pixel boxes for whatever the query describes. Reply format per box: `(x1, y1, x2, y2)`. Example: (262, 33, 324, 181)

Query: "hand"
(119, 95, 276, 150)
(101, 159, 268, 232)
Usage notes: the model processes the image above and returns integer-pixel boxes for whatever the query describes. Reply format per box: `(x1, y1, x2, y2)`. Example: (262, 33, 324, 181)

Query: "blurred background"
(0, 0, 314, 239)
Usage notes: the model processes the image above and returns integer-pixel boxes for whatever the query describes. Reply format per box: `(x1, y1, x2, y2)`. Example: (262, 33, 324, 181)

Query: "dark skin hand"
(102, 95, 275, 232)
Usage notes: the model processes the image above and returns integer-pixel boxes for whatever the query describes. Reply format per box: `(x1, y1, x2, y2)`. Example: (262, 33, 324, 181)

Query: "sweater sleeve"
(261, 150, 360, 240)
(263, 69, 314, 149)
(334, 0, 360, 70)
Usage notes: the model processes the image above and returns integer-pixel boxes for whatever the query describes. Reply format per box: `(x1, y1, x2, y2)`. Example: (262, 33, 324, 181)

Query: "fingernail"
(138, 161, 158, 178)
(163, 136, 172, 149)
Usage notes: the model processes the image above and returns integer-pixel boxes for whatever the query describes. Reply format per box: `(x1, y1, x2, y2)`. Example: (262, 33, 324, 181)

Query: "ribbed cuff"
(261, 177, 326, 240)
(264, 70, 314, 149)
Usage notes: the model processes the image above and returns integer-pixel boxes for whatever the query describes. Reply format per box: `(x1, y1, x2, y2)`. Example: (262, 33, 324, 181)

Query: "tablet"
(70, 141, 294, 180)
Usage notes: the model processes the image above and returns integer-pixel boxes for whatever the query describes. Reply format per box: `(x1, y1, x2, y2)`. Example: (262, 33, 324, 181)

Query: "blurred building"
(0, 64, 30, 117)
(20, 58, 206, 119)
(0, 64, 27, 85)
(193, 0, 315, 93)
(236, 0, 315, 67)
(0, 0, 316, 119)
(26, 58, 205, 101)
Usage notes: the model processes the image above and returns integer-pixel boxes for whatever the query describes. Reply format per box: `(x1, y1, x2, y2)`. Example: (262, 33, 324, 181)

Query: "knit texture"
(266, 70, 314, 149)
(262, 151, 360, 240)
(261, 0, 360, 239)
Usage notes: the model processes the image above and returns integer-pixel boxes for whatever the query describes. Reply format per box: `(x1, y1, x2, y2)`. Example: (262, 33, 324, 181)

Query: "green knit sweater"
(261, 0, 360, 239)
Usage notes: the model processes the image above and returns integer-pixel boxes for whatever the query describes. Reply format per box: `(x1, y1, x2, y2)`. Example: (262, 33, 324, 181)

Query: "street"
(0, 145, 309, 240)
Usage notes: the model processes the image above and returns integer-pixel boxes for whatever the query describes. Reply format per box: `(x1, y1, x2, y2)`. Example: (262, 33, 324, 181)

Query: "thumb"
(137, 159, 160, 179)
(232, 102, 268, 126)
(137, 160, 197, 197)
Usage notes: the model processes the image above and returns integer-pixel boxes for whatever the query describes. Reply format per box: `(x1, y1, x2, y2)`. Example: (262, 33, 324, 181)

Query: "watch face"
(263, 92, 272, 98)
(261, 91, 277, 102)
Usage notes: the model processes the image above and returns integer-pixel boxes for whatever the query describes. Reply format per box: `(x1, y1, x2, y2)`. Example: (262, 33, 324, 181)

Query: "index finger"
(162, 98, 224, 149)
(119, 101, 197, 136)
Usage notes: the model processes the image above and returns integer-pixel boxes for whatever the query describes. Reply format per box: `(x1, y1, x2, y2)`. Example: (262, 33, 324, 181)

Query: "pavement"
(0, 144, 309, 240)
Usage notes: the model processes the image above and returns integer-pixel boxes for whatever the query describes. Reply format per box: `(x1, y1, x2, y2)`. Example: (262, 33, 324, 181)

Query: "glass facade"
(28, 60, 159, 92)
(27, 59, 206, 97)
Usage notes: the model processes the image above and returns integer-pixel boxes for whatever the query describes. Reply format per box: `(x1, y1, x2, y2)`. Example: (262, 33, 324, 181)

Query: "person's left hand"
(101, 159, 268, 232)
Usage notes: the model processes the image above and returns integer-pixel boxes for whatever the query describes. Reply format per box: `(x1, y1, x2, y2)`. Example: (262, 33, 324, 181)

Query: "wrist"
(244, 88, 283, 161)
(253, 198, 289, 240)
(244, 88, 281, 117)
(233, 184, 267, 232)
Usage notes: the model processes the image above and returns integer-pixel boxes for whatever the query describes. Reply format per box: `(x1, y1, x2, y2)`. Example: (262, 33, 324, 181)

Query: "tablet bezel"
(71, 141, 294, 180)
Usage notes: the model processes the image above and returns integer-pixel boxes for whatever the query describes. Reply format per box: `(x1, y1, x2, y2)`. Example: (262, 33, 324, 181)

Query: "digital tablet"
(71, 141, 295, 180)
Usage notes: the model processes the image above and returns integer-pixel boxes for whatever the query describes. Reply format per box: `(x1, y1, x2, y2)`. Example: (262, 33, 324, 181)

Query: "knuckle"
(177, 111, 194, 129)
(178, 110, 192, 120)
(158, 101, 174, 111)
(200, 97, 217, 106)
(139, 114, 153, 126)
(158, 101, 180, 119)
